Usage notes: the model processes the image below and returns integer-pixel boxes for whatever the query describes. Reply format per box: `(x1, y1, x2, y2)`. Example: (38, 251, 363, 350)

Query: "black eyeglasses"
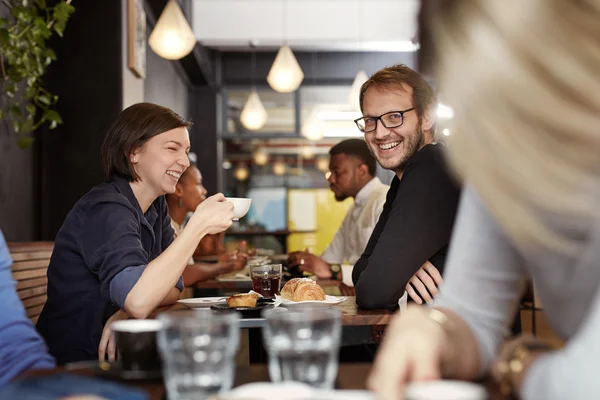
(354, 108, 415, 133)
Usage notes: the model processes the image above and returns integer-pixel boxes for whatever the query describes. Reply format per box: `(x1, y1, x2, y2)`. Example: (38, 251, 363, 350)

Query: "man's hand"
(406, 261, 444, 304)
(288, 249, 331, 279)
(98, 309, 129, 362)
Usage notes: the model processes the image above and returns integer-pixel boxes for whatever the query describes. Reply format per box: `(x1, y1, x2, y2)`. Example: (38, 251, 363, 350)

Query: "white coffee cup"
(225, 197, 252, 220)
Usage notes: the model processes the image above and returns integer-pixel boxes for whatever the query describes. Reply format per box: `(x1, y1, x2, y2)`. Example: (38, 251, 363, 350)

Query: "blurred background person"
(288, 139, 388, 280)
(369, 2, 600, 399)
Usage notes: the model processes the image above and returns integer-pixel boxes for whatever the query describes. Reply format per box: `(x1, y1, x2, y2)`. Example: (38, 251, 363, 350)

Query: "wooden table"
(155, 296, 393, 328)
(21, 363, 509, 400)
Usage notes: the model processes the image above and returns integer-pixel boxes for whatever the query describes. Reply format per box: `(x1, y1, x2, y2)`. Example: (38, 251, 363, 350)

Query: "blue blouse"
(0, 230, 55, 386)
(36, 176, 182, 364)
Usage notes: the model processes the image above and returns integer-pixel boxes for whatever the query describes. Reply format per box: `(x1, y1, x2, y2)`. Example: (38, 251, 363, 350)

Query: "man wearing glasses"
(352, 64, 461, 309)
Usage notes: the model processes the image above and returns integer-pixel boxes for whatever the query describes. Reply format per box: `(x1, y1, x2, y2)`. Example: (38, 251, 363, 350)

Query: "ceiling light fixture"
(253, 148, 269, 165)
(240, 89, 268, 130)
(266, 1, 303, 93)
(148, 0, 196, 60)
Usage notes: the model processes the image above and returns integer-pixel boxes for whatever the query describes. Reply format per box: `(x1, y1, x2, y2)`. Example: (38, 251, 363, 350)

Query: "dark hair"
(329, 139, 377, 176)
(100, 102, 192, 181)
(359, 64, 437, 135)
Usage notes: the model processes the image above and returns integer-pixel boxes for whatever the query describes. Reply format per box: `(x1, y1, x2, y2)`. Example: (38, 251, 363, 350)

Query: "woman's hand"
(368, 306, 449, 400)
(188, 193, 234, 236)
(98, 309, 129, 362)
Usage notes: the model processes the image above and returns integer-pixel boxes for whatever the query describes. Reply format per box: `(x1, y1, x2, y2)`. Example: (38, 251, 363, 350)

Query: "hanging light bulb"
(316, 156, 329, 173)
(240, 89, 268, 130)
(148, 0, 196, 60)
(267, 46, 304, 93)
(273, 159, 287, 176)
(302, 109, 324, 141)
(348, 70, 369, 111)
(302, 120, 324, 141)
(234, 163, 250, 181)
(253, 148, 269, 165)
(301, 146, 315, 160)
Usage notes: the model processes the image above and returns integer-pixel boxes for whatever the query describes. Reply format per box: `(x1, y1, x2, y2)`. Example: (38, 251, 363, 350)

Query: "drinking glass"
(157, 311, 240, 400)
(250, 263, 282, 299)
(262, 307, 342, 389)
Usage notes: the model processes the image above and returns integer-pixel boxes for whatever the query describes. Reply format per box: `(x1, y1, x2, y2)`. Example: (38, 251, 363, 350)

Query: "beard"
(367, 126, 425, 173)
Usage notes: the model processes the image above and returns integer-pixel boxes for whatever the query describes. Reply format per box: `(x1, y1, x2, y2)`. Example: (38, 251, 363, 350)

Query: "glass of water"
(262, 307, 342, 389)
(157, 310, 240, 400)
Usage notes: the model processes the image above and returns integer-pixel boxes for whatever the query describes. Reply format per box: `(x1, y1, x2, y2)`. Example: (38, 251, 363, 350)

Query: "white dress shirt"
(320, 177, 389, 265)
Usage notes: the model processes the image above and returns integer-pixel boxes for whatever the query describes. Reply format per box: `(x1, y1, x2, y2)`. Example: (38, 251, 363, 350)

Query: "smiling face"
(362, 84, 433, 176)
(130, 126, 191, 197)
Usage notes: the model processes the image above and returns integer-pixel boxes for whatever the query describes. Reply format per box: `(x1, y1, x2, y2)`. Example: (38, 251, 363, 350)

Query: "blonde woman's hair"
(423, 1, 600, 252)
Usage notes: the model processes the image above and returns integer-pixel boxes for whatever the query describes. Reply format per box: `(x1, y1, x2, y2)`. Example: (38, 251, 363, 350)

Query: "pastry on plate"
(226, 293, 259, 307)
(280, 278, 326, 302)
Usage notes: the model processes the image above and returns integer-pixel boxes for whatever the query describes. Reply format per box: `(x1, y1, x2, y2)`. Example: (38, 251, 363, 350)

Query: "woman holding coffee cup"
(37, 103, 234, 365)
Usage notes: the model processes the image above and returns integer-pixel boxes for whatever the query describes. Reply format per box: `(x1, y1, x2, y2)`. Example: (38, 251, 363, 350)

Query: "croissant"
(281, 278, 326, 302)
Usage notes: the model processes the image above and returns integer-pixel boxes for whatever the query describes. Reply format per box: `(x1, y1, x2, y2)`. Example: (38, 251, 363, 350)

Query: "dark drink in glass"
(250, 264, 282, 299)
(251, 274, 281, 299)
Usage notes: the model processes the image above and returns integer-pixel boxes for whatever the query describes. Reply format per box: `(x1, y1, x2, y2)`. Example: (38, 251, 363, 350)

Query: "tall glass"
(262, 307, 342, 389)
(157, 311, 240, 400)
(250, 263, 282, 299)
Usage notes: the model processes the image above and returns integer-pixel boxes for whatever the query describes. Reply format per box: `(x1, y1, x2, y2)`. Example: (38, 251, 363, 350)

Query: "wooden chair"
(8, 242, 54, 323)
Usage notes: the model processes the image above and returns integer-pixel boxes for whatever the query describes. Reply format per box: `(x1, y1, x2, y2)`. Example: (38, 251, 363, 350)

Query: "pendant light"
(241, 44, 268, 130)
(301, 52, 324, 141)
(148, 0, 196, 60)
(240, 89, 268, 130)
(273, 158, 287, 176)
(267, 46, 304, 93)
(266, 1, 303, 93)
(234, 163, 250, 181)
(253, 148, 269, 165)
(348, 70, 368, 111)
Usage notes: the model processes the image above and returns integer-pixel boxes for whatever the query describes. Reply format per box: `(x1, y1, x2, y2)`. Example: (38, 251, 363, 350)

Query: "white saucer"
(177, 297, 226, 308)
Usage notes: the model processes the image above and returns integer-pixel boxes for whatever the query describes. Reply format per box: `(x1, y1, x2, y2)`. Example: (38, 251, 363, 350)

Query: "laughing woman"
(36, 103, 234, 364)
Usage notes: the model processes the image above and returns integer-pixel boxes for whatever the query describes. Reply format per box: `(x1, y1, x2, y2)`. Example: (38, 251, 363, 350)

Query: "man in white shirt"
(288, 139, 389, 280)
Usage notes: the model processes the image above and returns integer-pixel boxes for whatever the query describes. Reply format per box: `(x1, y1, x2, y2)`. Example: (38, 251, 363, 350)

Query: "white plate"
(216, 273, 252, 282)
(225, 382, 316, 399)
(224, 383, 374, 400)
(276, 295, 346, 308)
(177, 297, 225, 308)
(404, 381, 486, 400)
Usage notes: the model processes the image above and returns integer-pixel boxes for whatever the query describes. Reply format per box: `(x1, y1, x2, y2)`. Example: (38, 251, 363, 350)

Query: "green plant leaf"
(37, 94, 51, 105)
(20, 118, 33, 133)
(17, 136, 35, 149)
(26, 103, 36, 116)
(43, 109, 62, 124)
(1, 0, 72, 142)
(9, 105, 22, 118)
